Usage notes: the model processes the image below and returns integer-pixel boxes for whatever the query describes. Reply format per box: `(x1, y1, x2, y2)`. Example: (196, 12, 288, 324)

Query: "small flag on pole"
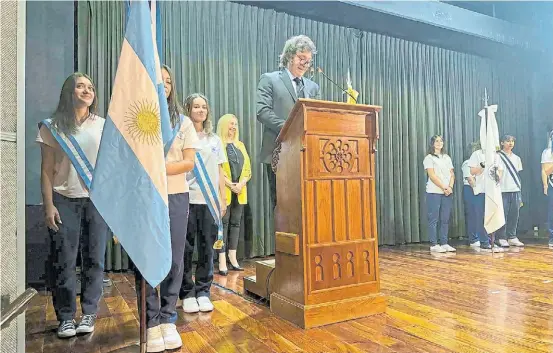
(90, 0, 172, 287)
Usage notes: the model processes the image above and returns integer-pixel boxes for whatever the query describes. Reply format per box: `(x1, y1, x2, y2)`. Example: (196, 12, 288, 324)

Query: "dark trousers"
(266, 164, 277, 211)
(426, 193, 453, 246)
(473, 193, 492, 247)
(49, 192, 108, 322)
(219, 193, 244, 253)
(547, 185, 553, 244)
(180, 204, 217, 299)
(463, 185, 478, 243)
(496, 192, 521, 240)
(135, 193, 188, 328)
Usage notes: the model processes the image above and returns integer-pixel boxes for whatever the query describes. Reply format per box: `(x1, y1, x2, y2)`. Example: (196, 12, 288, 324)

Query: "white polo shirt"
(36, 114, 104, 198)
(461, 160, 471, 186)
(187, 132, 227, 205)
(468, 149, 503, 195)
(498, 151, 522, 193)
(542, 148, 553, 187)
(423, 153, 453, 194)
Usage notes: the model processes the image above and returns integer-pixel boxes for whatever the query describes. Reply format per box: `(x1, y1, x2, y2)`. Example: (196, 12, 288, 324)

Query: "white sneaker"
(549, 243, 553, 249)
(146, 326, 165, 353)
(182, 297, 200, 314)
(197, 296, 214, 312)
(508, 237, 524, 247)
(160, 323, 182, 350)
(430, 245, 446, 253)
(492, 245, 505, 253)
(470, 241, 481, 247)
(441, 244, 456, 252)
(498, 239, 510, 247)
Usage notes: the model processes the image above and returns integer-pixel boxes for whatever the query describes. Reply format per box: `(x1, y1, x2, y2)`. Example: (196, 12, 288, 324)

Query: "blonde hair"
(184, 93, 213, 134)
(217, 114, 239, 143)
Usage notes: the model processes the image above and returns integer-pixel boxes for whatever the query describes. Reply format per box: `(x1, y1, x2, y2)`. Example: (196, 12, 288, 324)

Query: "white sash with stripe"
(39, 119, 94, 189)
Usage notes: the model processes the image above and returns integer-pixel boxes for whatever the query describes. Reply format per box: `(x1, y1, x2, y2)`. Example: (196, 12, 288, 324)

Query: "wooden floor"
(25, 242, 553, 353)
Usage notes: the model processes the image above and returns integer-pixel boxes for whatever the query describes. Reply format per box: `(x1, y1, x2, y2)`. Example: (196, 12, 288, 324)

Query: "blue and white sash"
(163, 114, 184, 156)
(498, 151, 521, 191)
(39, 119, 94, 189)
(193, 153, 224, 249)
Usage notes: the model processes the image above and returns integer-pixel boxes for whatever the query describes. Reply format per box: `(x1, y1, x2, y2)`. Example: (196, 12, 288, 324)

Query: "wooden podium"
(270, 98, 386, 329)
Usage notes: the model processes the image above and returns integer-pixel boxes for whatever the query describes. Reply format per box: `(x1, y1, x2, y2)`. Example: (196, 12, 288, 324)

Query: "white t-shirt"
(166, 116, 199, 195)
(36, 114, 104, 199)
(423, 154, 453, 194)
(461, 160, 471, 186)
(498, 151, 522, 193)
(542, 148, 553, 187)
(187, 132, 227, 204)
(468, 149, 503, 195)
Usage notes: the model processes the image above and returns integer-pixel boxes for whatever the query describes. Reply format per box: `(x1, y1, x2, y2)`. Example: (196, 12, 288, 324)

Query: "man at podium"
(256, 35, 321, 210)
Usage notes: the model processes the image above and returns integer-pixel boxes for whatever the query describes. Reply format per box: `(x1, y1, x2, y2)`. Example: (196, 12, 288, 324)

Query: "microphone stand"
(316, 67, 358, 103)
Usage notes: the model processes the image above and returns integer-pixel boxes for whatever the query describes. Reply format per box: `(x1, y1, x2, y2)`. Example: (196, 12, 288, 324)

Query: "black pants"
(266, 164, 276, 210)
(49, 192, 108, 322)
(180, 204, 217, 299)
(135, 193, 189, 328)
(219, 194, 244, 253)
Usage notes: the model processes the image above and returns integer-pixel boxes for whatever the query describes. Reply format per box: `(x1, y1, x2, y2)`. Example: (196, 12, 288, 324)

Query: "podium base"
(270, 292, 386, 329)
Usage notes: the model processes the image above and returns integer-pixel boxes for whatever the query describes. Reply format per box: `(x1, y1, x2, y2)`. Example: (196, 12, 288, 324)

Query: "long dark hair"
(51, 73, 97, 135)
(184, 93, 213, 134)
(427, 135, 446, 156)
(161, 64, 183, 128)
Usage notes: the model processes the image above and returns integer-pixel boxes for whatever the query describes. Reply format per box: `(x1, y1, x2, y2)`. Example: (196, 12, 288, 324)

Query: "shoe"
(76, 314, 96, 334)
(57, 320, 76, 338)
(508, 237, 524, 247)
(197, 296, 214, 312)
(229, 263, 244, 271)
(492, 244, 505, 252)
(160, 323, 182, 350)
(182, 297, 200, 314)
(441, 244, 456, 252)
(549, 243, 553, 249)
(218, 270, 228, 276)
(498, 239, 510, 247)
(430, 245, 446, 253)
(470, 241, 481, 247)
(146, 326, 165, 353)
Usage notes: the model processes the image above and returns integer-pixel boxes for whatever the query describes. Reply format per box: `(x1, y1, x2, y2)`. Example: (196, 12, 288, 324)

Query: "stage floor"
(25, 242, 553, 353)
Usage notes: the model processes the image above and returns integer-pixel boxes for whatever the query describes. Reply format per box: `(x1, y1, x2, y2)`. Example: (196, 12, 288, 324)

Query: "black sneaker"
(76, 314, 96, 334)
(57, 320, 76, 338)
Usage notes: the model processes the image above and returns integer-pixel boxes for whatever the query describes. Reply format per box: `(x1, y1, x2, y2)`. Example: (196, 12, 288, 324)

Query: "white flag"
(478, 104, 505, 234)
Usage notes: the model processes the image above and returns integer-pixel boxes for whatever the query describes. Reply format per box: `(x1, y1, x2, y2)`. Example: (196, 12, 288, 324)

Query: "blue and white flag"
(90, 0, 171, 287)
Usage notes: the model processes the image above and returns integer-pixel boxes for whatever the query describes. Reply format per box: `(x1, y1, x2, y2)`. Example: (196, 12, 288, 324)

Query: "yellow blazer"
(222, 140, 251, 205)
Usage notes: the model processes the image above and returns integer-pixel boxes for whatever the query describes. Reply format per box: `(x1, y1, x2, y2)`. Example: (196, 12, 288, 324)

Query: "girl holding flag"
(135, 65, 198, 353)
(37, 73, 108, 338)
(542, 130, 553, 249)
(179, 93, 227, 314)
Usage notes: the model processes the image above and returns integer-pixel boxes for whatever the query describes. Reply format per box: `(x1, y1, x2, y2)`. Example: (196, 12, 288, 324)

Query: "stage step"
(243, 259, 275, 299)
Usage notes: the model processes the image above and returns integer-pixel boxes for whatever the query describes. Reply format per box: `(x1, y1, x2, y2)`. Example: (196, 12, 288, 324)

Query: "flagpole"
(483, 88, 495, 254)
(140, 278, 147, 353)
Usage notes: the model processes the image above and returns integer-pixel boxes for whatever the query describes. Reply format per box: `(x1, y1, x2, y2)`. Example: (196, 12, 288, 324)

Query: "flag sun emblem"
(125, 100, 161, 144)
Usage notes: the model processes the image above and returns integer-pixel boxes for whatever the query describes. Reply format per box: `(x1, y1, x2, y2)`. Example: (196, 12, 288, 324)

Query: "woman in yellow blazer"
(216, 114, 251, 275)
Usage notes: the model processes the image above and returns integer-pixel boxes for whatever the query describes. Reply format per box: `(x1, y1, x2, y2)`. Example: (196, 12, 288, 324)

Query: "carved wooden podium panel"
(270, 99, 386, 329)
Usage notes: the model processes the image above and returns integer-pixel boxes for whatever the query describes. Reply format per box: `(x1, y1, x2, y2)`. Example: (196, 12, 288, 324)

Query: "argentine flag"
(90, 0, 172, 287)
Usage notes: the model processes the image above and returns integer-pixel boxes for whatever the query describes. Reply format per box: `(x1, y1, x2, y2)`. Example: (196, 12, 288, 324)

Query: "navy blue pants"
(135, 193, 189, 328)
(496, 192, 521, 240)
(180, 204, 217, 299)
(426, 193, 453, 246)
(463, 185, 478, 243)
(49, 192, 108, 321)
(547, 185, 553, 244)
(473, 193, 495, 247)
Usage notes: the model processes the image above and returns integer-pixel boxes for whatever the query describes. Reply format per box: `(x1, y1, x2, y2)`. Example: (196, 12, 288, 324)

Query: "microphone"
(316, 67, 358, 103)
